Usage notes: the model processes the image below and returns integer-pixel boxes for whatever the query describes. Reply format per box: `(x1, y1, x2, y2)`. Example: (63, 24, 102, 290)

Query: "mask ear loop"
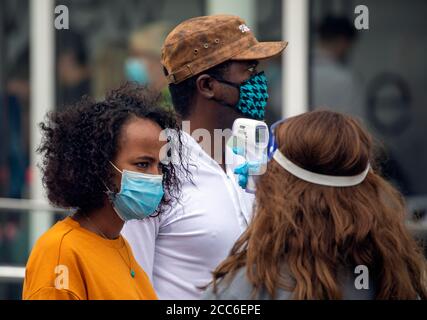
(215, 71, 265, 88)
(214, 78, 241, 90)
(212, 72, 268, 120)
(103, 161, 123, 198)
(101, 178, 123, 221)
(102, 181, 113, 194)
(211, 75, 254, 119)
(207, 76, 241, 110)
(109, 161, 123, 174)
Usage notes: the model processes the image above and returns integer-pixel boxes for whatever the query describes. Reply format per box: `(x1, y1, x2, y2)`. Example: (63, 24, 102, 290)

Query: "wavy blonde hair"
(211, 110, 426, 299)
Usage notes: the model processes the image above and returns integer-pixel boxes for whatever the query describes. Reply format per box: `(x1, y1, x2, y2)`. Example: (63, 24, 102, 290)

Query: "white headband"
(272, 149, 370, 187)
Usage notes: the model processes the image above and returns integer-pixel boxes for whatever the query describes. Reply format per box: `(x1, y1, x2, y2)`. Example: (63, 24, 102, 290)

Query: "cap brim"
(231, 41, 288, 61)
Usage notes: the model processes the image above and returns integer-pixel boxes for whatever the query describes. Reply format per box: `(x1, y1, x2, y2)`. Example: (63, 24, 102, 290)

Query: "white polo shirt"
(122, 132, 254, 299)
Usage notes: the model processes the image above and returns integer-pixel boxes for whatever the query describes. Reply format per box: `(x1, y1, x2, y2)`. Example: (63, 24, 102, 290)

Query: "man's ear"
(195, 74, 215, 99)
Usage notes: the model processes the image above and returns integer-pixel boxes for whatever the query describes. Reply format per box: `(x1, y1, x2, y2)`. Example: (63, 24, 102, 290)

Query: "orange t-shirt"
(22, 216, 157, 300)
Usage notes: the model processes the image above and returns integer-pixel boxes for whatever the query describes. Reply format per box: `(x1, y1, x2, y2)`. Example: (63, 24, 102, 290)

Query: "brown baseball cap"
(161, 14, 288, 84)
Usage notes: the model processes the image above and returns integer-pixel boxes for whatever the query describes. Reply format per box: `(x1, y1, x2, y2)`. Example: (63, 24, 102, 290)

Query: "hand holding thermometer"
(228, 118, 269, 193)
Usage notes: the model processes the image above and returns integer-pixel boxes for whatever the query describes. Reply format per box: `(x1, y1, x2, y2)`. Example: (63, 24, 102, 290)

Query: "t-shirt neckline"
(63, 216, 125, 249)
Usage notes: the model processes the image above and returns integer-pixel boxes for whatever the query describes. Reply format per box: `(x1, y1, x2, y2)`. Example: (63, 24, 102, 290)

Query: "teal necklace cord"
(83, 214, 136, 278)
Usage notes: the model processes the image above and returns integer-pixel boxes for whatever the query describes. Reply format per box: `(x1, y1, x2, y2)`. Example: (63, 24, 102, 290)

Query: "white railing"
(0, 198, 67, 213)
(0, 266, 26, 283)
(0, 197, 68, 282)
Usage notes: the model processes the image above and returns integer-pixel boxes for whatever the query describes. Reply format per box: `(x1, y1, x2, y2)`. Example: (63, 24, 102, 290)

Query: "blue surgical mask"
(124, 58, 150, 85)
(213, 71, 269, 120)
(106, 162, 164, 221)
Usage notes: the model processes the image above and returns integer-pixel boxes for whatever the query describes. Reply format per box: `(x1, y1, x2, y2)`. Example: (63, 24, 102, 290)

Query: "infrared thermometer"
(229, 118, 269, 193)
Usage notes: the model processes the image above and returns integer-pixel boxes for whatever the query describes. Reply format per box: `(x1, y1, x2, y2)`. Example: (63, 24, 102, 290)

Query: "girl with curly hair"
(205, 110, 426, 300)
(23, 83, 186, 300)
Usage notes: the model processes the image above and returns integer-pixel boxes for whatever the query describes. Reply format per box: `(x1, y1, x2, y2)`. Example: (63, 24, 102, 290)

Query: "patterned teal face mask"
(213, 71, 269, 120)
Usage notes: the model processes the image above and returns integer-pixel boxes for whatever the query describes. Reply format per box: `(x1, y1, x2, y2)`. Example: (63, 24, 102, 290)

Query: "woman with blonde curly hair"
(205, 110, 426, 300)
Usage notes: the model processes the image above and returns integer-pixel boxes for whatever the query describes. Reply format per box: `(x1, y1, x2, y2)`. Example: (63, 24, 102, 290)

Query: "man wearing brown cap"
(122, 14, 287, 299)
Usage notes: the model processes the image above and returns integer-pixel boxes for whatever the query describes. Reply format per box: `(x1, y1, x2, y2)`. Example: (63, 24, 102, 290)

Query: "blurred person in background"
(206, 110, 427, 300)
(93, 41, 127, 101)
(125, 22, 172, 106)
(260, 56, 283, 125)
(312, 15, 364, 119)
(0, 48, 30, 199)
(56, 31, 91, 109)
(0, 48, 31, 299)
(23, 83, 187, 299)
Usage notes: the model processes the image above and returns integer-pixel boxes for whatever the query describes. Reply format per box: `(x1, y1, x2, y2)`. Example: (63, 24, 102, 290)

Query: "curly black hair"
(38, 82, 187, 215)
